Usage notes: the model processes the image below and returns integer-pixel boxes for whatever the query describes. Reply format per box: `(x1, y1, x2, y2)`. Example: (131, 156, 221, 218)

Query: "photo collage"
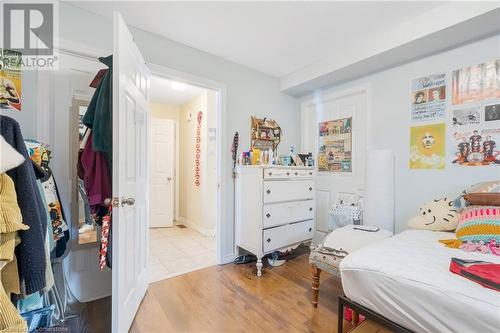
(318, 117, 352, 172)
(410, 59, 500, 169)
(451, 60, 500, 166)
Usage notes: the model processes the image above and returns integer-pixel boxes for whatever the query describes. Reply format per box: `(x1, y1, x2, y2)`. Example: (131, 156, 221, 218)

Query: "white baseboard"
(177, 216, 215, 237)
(220, 253, 235, 265)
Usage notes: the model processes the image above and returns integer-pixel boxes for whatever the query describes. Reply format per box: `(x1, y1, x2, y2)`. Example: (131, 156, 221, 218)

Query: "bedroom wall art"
(318, 117, 352, 172)
(449, 59, 500, 167)
(451, 128, 499, 166)
(451, 59, 500, 105)
(411, 72, 446, 122)
(409, 123, 446, 169)
(0, 48, 22, 111)
(195, 111, 202, 187)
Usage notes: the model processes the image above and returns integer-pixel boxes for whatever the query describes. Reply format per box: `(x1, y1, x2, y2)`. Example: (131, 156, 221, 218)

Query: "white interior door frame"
(148, 63, 227, 265)
(55, 39, 229, 265)
(174, 120, 180, 222)
(301, 83, 372, 239)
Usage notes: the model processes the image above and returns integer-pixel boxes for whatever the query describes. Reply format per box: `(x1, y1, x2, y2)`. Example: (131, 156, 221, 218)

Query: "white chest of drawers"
(235, 165, 315, 276)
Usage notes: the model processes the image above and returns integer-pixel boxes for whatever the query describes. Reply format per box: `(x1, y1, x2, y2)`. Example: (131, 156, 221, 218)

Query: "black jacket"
(1, 115, 47, 294)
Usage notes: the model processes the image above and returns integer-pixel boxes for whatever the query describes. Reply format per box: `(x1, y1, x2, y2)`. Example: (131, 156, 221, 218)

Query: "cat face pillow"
(408, 197, 459, 231)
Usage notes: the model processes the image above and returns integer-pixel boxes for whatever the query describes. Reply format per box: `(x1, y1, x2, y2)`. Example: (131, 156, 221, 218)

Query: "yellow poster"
(409, 123, 446, 169)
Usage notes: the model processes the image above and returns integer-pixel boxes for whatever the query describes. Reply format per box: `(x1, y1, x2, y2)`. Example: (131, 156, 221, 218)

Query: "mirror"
(71, 98, 100, 245)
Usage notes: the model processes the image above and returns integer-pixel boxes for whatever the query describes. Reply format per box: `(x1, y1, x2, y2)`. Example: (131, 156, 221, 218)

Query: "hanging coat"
(83, 55, 113, 168)
(0, 116, 47, 294)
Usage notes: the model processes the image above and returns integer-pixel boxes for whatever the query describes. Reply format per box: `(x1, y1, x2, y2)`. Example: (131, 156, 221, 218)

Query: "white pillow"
(323, 224, 393, 254)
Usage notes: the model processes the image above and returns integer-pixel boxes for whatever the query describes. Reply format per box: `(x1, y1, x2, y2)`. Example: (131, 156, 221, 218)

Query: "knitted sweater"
(1, 115, 47, 294)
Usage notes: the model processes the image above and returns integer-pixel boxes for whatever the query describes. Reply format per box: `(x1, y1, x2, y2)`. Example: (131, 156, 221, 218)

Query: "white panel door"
(112, 12, 150, 333)
(149, 118, 175, 227)
(302, 90, 367, 240)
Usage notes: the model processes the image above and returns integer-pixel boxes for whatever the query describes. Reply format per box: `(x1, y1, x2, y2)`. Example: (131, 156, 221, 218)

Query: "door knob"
(167, 177, 172, 181)
(309, 187, 313, 191)
(309, 207, 313, 211)
(121, 197, 136, 207)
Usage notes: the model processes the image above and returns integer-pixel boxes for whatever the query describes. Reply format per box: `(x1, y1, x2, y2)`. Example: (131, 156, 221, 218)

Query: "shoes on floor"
(79, 224, 94, 234)
(233, 254, 257, 264)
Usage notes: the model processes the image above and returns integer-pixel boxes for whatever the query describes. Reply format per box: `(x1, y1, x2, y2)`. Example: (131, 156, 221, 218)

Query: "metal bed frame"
(337, 296, 414, 333)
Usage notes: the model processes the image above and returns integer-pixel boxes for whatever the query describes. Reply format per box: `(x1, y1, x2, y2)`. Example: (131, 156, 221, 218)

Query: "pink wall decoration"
(195, 111, 203, 187)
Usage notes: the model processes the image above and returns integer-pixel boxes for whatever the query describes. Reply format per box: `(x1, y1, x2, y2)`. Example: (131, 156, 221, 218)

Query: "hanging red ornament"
(194, 111, 203, 187)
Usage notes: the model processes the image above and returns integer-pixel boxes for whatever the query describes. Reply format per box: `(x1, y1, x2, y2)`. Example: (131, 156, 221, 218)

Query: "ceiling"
(69, 1, 447, 78)
(150, 75, 206, 106)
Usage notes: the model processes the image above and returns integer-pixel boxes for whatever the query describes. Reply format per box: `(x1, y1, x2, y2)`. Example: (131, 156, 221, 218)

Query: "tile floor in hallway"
(149, 225, 217, 283)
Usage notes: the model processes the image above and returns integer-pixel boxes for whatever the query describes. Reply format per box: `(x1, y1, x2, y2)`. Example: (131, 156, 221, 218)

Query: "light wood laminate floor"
(130, 248, 343, 333)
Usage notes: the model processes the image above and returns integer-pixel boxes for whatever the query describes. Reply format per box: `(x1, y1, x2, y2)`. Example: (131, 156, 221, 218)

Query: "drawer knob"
(266, 189, 271, 194)
(309, 207, 313, 211)
(309, 187, 313, 191)
(266, 213, 271, 218)
(295, 172, 298, 175)
(286, 172, 290, 176)
(309, 172, 312, 175)
(269, 172, 272, 176)
(267, 238, 271, 243)
(309, 228, 312, 232)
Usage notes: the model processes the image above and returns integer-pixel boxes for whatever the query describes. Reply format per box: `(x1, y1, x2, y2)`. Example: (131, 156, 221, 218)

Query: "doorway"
(148, 74, 219, 282)
(301, 86, 369, 242)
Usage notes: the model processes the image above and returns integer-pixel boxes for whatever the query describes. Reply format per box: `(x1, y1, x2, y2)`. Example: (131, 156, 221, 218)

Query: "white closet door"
(149, 118, 175, 227)
(112, 11, 150, 333)
(302, 89, 367, 240)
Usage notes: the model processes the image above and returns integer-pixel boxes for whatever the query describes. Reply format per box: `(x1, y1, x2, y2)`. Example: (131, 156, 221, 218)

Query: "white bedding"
(340, 230, 500, 333)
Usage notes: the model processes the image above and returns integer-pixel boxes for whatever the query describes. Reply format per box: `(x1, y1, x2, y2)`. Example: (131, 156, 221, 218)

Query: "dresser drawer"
(263, 200, 314, 228)
(263, 180, 314, 203)
(263, 168, 290, 179)
(263, 220, 314, 253)
(263, 168, 314, 179)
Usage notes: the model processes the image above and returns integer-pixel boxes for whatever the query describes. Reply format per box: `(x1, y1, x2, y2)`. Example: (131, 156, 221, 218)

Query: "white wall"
(150, 101, 180, 122)
(302, 35, 500, 233)
(58, 3, 301, 260)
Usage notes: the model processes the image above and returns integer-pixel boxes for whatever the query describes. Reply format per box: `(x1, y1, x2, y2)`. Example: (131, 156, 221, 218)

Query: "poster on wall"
(0, 49, 22, 111)
(411, 73, 446, 121)
(409, 123, 446, 169)
(318, 117, 352, 172)
(452, 107, 480, 126)
(451, 128, 500, 166)
(452, 59, 500, 105)
(485, 103, 500, 122)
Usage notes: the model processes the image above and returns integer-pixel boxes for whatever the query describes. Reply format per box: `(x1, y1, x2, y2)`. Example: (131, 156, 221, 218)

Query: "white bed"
(340, 230, 500, 333)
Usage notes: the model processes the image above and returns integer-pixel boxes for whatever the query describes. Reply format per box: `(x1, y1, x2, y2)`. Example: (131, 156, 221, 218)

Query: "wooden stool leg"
(311, 265, 321, 307)
(352, 311, 359, 325)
